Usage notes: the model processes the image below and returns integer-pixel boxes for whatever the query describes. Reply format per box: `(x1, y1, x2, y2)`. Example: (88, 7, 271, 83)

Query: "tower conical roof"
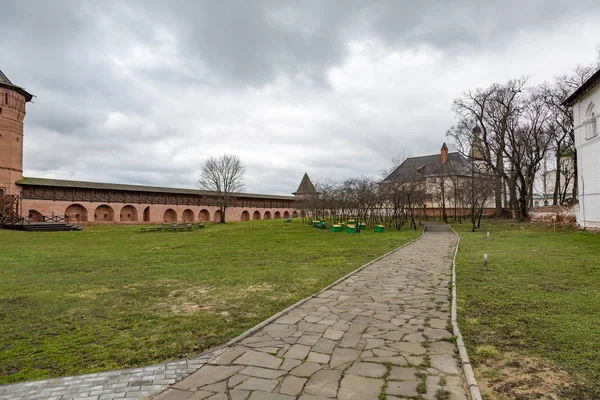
(0, 69, 33, 102)
(0, 70, 14, 85)
(293, 172, 317, 195)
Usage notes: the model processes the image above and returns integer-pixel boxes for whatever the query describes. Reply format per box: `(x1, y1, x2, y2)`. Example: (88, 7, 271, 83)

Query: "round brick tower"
(0, 70, 33, 197)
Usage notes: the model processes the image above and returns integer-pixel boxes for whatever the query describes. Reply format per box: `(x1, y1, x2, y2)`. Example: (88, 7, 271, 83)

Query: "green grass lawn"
(452, 220, 600, 399)
(0, 219, 419, 384)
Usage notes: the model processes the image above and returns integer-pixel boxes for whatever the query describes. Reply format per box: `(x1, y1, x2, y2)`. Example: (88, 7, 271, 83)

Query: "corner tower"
(293, 172, 319, 200)
(0, 70, 33, 196)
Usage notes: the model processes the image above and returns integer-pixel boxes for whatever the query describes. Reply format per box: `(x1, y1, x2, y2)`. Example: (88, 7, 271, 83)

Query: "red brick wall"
(21, 199, 299, 224)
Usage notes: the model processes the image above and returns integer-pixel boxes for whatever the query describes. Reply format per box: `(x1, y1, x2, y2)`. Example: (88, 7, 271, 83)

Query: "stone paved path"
(154, 224, 468, 400)
(0, 358, 211, 400)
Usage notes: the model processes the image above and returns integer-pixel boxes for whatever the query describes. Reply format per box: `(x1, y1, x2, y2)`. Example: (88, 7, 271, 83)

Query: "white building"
(564, 68, 600, 228)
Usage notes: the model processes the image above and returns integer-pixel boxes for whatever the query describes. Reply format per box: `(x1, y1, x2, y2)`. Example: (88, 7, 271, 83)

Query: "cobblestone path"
(0, 358, 212, 400)
(154, 224, 467, 400)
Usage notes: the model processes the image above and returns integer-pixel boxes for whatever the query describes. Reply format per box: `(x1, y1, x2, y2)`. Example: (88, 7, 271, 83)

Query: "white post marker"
(484, 253, 488, 266)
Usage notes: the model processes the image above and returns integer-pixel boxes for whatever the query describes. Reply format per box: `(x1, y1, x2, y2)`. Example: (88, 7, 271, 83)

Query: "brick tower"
(0, 70, 33, 197)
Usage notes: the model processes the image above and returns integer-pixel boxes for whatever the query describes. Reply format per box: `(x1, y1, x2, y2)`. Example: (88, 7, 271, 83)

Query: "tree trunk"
(553, 148, 561, 205)
(495, 150, 505, 216)
(494, 174, 503, 216)
(509, 179, 519, 219)
(500, 177, 510, 208)
(529, 180, 534, 208)
(440, 178, 447, 223)
(519, 196, 529, 220)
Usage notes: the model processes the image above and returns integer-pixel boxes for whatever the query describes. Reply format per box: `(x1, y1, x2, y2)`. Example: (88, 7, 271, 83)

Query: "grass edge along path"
(451, 220, 600, 399)
(0, 219, 421, 384)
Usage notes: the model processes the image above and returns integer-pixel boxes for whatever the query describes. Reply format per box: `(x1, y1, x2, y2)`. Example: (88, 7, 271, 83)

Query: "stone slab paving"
(152, 224, 469, 400)
(0, 357, 212, 400)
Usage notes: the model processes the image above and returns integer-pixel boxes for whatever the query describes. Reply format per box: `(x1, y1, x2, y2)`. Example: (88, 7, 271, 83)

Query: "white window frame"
(585, 102, 598, 140)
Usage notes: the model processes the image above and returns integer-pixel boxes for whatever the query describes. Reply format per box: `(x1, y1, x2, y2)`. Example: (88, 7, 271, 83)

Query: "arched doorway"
(199, 209, 210, 222)
(120, 205, 138, 222)
(241, 211, 250, 221)
(274, 211, 281, 219)
(94, 205, 114, 222)
(253, 211, 261, 220)
(65, 204, 88, 222)
(164, 209, 177, 223)
(182, 209, 195, 222)
(143, 206, 150, 222)
(292, 211, 299, 218)
(28, 210, 44, 222)
(283, 211, 290, 218)
(264, 211, 272, 220)
(214, 210, 222, 222)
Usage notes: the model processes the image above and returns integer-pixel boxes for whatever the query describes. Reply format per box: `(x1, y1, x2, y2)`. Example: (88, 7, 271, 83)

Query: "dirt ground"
(476, 352, 574, 400)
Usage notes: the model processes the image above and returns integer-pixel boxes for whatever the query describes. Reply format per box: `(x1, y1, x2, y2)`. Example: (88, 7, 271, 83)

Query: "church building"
(563, 67, 600, 229)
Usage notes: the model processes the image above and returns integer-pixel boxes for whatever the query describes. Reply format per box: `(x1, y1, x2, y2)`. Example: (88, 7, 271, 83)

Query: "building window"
(4, 93, 7, 105)
(585, 102, 597, 140)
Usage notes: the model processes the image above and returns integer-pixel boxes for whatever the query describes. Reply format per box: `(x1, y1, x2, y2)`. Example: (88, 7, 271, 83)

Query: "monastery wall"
(21, 199, 298, 224)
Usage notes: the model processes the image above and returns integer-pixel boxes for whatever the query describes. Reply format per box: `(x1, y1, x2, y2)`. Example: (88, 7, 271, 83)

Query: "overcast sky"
(2, 1, 600, 195)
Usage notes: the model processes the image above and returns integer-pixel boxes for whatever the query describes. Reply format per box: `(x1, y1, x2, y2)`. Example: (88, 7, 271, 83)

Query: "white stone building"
(564, 68, 600, 228)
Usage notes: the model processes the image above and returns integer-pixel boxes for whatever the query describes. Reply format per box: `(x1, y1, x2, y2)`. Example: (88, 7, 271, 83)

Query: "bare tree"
(504, 87, 553, 219)
(471, 167, 495, 228)
(379, 151, 413, 229)
(556, 148, 575, 204)
(198, 154, 245, 223)
(449, 78, 528, 217)
(380, 151, 412, 178)
(541, 65, 597, 204)
(535, 156, 550, 206)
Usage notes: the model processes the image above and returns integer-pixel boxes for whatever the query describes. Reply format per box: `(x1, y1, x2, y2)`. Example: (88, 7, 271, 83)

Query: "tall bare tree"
(448, 79, 527, 217)
(504, 87, 553, 219)
(198, 154, 245, 223)
(379, 152, 412, 229)
(541, 65, 597, 204)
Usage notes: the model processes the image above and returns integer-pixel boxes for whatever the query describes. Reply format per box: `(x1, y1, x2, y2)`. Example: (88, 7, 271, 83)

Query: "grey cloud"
(2, 0, 600, 195)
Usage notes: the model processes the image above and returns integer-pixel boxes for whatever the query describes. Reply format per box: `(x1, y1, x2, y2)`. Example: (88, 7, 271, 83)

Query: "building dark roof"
(380, 152, 471, 183)
(17, 177, 295, 200)
(293, 173, 318, 195)
(563, 67, 600, 107)
(0, 70, 34, 102)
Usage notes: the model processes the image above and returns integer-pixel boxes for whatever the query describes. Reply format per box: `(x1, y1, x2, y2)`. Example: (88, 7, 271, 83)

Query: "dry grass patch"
(477, 352, 573, 400)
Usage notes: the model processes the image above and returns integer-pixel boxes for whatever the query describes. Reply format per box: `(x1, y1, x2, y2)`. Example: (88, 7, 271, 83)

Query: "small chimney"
(441, 142, 448, 164)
